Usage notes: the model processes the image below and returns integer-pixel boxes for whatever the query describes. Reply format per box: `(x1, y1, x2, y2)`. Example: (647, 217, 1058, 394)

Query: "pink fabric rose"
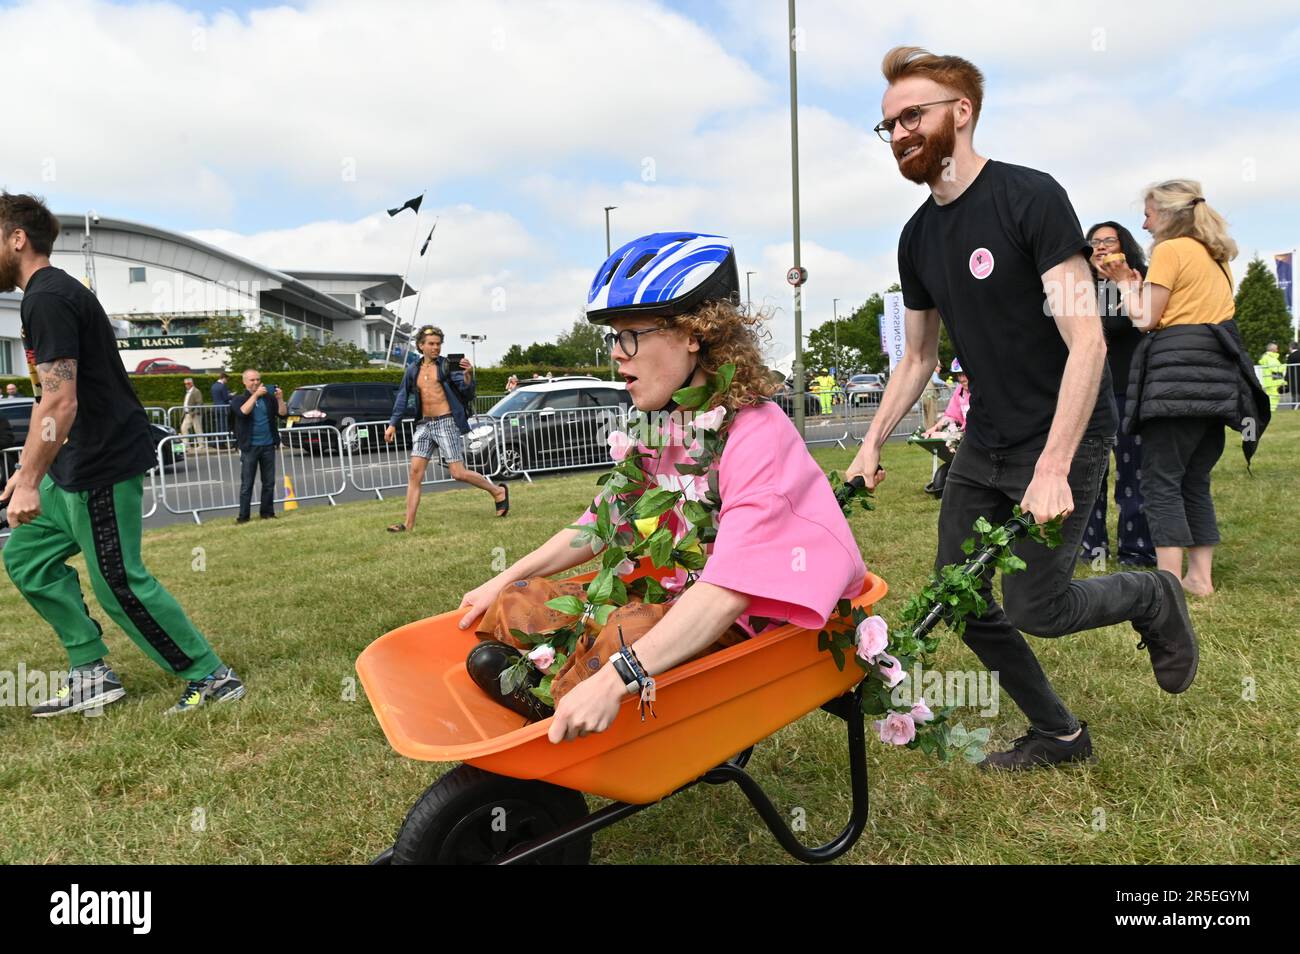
(877, 652, 906, 688)
(910, 697, 934, 725)
(527, 644, 556, 673)
(692, 405, 726, 432)
(875, 712, 916, 746)
(607, 430, 634, 462)
(615, 558, 637, 576)
(854, 615, 889, 664)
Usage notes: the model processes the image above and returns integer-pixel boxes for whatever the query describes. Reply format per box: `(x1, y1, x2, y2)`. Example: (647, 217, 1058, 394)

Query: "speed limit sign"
(786, 266, 807, 287)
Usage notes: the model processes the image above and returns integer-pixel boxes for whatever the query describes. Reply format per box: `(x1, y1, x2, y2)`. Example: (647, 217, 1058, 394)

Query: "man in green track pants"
(0, 191, 245, 716)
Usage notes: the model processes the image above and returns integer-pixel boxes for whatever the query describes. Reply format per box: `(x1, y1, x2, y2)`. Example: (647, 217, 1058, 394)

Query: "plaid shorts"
(411, 415, 464, 462)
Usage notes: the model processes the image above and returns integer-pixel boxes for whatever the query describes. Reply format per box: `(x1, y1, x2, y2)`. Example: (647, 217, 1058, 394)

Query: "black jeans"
(1137, 418, 1225, 548)
(938, 436, 1163, 735)
(238, 444, 277, 519)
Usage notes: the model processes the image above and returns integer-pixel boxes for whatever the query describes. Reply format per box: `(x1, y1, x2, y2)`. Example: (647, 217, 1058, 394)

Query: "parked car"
(286, 382, 404, 453)
(844, 373, 885, 407)
(772, 380, 821, 419)
(133, 358, 192, 375)
(0, 397, 183, 471)
(464, 377, 631, 477)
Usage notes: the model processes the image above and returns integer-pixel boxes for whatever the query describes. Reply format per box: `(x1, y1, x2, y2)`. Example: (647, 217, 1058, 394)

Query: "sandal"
(494, 483, 510, 518)
(386, 523, 408, 533)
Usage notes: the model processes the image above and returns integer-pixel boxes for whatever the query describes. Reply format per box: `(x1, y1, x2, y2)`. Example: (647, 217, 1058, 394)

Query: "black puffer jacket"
(1123, 318, 1270, 467)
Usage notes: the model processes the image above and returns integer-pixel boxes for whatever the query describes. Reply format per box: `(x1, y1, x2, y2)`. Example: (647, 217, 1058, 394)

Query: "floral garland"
(499, 364, 739, 705)
(820, 480, 1064, 762)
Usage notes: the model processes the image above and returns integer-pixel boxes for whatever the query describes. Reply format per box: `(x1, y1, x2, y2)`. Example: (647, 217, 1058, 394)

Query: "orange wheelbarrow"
(357, 558, 887, 864)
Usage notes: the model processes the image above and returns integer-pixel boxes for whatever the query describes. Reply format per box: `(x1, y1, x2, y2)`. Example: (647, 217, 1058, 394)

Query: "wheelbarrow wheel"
(392, 765, 592, 865)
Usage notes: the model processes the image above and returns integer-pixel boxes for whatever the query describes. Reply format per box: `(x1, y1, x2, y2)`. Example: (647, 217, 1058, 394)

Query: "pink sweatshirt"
(577, 400, 867, 632)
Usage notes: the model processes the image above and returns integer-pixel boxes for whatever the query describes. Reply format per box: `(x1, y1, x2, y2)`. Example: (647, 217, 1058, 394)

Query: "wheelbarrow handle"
(911, 512, 1037, 638)
(834, 468, 883, 508)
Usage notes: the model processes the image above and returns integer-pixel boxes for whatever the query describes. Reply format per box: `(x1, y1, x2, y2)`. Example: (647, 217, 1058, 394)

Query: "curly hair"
(654, 300, 781, 413)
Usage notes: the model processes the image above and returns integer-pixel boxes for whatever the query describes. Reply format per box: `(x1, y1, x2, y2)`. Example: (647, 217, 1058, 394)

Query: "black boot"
(466, 642, 555, 722)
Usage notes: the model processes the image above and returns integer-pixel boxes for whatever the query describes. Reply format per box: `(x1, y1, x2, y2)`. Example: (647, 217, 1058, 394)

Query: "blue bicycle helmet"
(585, 231, 739, 324)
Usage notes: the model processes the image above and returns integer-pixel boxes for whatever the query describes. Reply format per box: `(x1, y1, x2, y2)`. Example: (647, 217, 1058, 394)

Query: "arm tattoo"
(37, 358, 77, 396)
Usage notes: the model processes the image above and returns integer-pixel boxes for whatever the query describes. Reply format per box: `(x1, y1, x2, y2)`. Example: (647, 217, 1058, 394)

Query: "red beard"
(893, 110, 957, 186)
(0, 245, 19, 294)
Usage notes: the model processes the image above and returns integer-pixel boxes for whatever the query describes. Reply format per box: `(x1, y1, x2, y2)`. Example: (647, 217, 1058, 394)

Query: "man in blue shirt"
(231, 368, 287, 523)
(210, 371, 232, 443)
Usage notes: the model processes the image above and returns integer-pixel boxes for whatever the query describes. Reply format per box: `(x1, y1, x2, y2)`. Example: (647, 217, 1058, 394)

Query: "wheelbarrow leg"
(702, 683, 869, 863)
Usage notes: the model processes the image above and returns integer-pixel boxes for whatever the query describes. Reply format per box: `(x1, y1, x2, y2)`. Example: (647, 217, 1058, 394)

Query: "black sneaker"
(1134, 570, 1199, 694)
(979, 722, 1096, 772)
(32, 663, 127, 718)
(235, 516, 250, 524)
(466, 642, 555, 722)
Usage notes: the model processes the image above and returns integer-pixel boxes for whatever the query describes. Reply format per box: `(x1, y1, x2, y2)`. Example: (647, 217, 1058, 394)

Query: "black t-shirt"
(19, 266, 155, 491)
(898, 160, 1116, 452)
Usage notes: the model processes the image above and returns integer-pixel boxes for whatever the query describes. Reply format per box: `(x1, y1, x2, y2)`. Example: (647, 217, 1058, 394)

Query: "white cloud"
(1, 0, 765, 218)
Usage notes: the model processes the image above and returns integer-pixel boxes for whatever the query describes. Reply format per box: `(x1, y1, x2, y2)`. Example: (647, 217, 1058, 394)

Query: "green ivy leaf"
(714, 363, 736, 395)
(647, 527, 675, 567)
(672, 384, 710, 410)
(641, 575, 668, 604)
(586, 570, 615, 606)
(543, 596, 585, 616)
(593, 604, 616, 626)
(632, 488, 679, 519)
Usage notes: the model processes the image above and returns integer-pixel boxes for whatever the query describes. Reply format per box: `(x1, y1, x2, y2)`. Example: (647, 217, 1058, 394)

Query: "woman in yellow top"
(1100, 180, 1269, 598)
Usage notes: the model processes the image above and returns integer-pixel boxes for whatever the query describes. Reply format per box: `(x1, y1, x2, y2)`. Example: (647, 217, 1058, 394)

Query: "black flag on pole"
(387, 194, 423, 217)
(419, 220, 438, 256)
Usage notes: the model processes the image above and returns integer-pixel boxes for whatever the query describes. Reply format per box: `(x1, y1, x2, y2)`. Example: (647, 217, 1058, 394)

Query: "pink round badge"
(969, 247, 994, 280)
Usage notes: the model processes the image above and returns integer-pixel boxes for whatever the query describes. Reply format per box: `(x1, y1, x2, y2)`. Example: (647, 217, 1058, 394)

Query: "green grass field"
(2, 415, 1297, 864)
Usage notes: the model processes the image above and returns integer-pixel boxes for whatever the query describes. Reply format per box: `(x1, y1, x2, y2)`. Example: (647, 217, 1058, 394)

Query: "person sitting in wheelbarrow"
(455, 231, 867, 744)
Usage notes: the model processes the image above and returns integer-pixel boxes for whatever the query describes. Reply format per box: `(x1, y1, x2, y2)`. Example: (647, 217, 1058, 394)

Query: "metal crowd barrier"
(167, 403, 234, 435)
(157, 425, 346, 523)
(341, 417, 502, 498)
(143, 405, 168, 426)
(472, 393, 507, 415)
(492, 405, 628, 481)
(783, 385, 952, 449)
(1256, 362, 1299, 410)
(0, 445, 159, 539)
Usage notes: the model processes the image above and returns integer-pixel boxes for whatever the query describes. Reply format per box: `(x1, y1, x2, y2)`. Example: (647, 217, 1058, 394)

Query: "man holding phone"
(384, 325, 507, 532)
(231, 368, 288, 523)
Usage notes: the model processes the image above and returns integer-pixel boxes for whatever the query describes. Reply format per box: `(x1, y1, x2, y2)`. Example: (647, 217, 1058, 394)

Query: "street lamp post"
(787, 0, 805, 436)
(745, 270, 755, 315)
(460, 333, 487, 369)
(603, 206, 617, 256)
(832, 297, 840, 377)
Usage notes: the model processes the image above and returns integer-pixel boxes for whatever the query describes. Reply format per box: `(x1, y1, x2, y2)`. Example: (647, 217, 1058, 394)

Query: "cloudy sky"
(3, 0, 1297, 363)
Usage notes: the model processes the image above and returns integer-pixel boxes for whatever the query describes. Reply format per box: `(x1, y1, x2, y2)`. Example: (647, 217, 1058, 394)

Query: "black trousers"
(938, 436, 1163, 735)
(238, 444, 277, 519)
(1137, 417, 1225, 548)
(1080, 393, 1156, 566)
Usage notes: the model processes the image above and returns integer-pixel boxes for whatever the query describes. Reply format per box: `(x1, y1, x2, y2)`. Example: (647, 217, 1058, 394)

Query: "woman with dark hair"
(1079, 221, 1156, 567)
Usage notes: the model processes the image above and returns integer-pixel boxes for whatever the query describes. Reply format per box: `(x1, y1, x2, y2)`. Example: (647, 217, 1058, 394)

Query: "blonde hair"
(1145, 179, 1238, 264)
(655, 301, 780, 413)
(881, 46, 985, 125)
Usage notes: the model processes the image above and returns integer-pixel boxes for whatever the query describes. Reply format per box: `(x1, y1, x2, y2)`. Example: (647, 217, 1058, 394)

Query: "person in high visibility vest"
(815, 369, 835, 414)
(1258, 343, 1284, 412)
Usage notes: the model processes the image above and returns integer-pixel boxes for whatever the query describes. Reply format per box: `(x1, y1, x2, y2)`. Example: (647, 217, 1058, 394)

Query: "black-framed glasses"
(1088, 237, 1120, 249)
(873, 99, 960, 142)
(603, 326, 666, 357)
